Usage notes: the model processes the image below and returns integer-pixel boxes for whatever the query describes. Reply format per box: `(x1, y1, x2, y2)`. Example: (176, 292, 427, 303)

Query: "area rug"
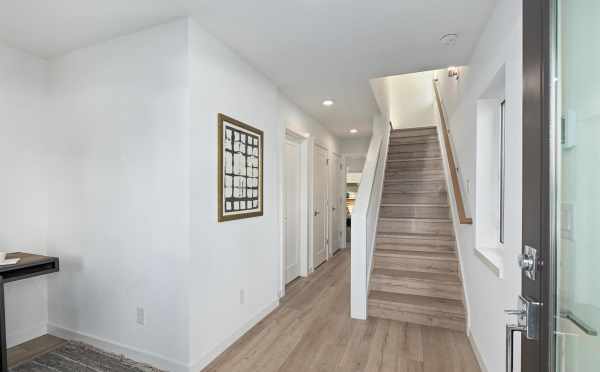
(10, 341, 164, 372)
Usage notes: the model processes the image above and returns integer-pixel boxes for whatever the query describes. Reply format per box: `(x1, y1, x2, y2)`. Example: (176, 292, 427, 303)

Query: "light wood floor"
(7, 334, 67, 368)
(203, 249, 481, 372)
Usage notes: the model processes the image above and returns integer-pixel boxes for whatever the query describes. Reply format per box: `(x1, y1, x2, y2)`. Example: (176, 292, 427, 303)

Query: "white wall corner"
(7, 322, 48, 349)
(47, 323, 191, 372)
(189, 300, 279, 371)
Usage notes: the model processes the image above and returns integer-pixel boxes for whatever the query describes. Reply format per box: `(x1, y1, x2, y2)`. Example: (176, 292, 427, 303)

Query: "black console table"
(0, 253, 59, 372)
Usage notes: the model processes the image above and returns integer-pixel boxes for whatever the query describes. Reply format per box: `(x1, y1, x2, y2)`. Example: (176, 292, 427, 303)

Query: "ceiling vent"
(440, 34, 458, 47)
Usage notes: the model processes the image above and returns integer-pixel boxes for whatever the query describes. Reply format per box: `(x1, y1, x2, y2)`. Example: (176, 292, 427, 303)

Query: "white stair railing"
(350, 117, 391, 320)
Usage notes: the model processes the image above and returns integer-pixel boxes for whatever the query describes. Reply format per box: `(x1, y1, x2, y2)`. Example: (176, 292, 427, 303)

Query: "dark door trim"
(522, 0, 553, 371)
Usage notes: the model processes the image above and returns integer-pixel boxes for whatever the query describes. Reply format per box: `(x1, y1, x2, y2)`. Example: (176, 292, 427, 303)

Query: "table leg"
(0, 276, 6, 372)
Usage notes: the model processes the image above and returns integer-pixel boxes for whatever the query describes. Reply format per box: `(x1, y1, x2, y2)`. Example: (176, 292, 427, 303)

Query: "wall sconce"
(448, 66, 459, 80)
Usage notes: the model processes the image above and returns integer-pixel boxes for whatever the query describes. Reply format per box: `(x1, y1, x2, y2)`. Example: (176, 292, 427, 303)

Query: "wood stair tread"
(372, 268, 461, 284)
(391, 126, 437, 132)
(386, 157, 442, 162)
(369, 125, 466, 331)
(389, 138, 439, 145)
(380, 203, 449, 207)
(368, 291, 465, 316)
(379, 217, 452, 223)
(376, 232, 455, 241)
(374, 249, 457, 261)
(382, 189, 447, 193)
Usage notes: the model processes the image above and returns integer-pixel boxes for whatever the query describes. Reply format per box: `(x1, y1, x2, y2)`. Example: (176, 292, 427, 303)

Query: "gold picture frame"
(217, 113, 264, 222)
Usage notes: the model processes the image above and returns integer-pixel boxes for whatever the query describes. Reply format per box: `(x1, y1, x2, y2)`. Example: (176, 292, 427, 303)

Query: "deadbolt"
(519, 245, 538, 280)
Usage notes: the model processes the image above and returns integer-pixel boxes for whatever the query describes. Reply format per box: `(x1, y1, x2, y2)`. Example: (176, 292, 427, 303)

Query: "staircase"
(367, 126, 466, 332)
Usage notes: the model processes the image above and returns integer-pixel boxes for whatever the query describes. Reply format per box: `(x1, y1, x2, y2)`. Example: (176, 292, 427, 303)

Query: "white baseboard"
(47, 300, 279, 372)
(47, 323, 189, 372)
(7, 322, 48, 349)
(467, 330, 489, 372)
(190, 299, 280, 371)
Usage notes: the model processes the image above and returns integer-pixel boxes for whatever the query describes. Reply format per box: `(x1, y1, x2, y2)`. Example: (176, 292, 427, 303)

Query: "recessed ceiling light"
(322, 99, 334, 107)
(349, 129, 358, 134)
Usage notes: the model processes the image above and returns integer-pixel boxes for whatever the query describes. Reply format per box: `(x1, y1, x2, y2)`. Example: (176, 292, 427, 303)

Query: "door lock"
(519, 245, 538, 280)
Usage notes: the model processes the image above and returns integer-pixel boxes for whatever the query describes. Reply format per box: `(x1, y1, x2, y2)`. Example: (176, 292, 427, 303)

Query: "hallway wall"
(188, 19, 283, 370)
(188, 19, 343, 369)
(46, 20, 191, 369)
(0, 43, 50, 348)
(434, 0, 523, 371)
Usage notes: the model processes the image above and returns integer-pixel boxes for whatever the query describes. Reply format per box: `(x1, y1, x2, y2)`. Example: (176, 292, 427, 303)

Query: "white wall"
(371, 70, 440, 129)
(0, 44, 50, 348)
(350, 114, 389, 319)
(281, 98, 339, 154)
(187, 18, 343, 370)
(188, 19, 284, 369)
(340, 137, 370, 156)
(340, 137, 370, 178)
(46, 20, 191, 370)
(434, 1, 522, 371)
(2, 16, 343, 372)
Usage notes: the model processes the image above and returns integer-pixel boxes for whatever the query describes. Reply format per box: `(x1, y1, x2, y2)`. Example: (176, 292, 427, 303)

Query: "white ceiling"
(0, 0, 496, 137)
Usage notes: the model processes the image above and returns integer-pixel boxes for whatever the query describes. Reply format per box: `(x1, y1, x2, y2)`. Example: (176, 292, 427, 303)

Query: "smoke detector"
(440, 34, 458, 47)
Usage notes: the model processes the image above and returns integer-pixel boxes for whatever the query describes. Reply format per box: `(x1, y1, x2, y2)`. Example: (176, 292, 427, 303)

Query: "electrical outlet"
(136, 307, 145, 325)
(240, 289, 245, 305)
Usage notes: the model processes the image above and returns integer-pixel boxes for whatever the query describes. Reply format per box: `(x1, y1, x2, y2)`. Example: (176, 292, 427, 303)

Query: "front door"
(552, 0, 600, 370)
(520, 1, 551, 370)
(521, 0, 600, 371)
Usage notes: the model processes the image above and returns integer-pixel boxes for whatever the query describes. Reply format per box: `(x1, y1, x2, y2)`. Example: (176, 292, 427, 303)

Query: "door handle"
(314, 210, 320, 216)
(519, 245, 538, 280)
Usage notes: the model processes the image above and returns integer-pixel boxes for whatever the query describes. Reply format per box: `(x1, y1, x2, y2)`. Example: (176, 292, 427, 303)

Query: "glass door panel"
(554, 0, 600, 370)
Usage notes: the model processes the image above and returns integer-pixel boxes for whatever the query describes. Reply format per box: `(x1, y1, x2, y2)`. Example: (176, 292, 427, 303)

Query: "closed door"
(331, 154, 345, 254)
(284, 139, 301, 283)
(313, 145, 328, 268)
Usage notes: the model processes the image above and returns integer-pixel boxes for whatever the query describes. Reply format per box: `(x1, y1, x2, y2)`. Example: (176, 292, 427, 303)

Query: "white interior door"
(330, 153, 344, 255)
(284, 138, 301, 283)
(313, 145, 328, 268)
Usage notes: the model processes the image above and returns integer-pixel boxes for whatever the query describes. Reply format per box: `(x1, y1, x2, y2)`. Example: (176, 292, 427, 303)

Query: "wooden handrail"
(433, 81, 473, 225)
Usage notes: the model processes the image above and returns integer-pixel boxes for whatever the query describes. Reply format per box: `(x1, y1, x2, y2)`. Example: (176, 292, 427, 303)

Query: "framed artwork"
(218, 113, 264, 222)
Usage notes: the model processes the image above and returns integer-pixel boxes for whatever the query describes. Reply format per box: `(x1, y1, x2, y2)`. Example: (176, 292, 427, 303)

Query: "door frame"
(280, 128, 310, 298)
(522, 0, 553, 370)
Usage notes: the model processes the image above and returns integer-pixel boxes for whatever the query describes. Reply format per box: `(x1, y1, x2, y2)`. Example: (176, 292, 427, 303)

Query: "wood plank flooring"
(203, 249, 481, 372)
(7, 334, 67, 368)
